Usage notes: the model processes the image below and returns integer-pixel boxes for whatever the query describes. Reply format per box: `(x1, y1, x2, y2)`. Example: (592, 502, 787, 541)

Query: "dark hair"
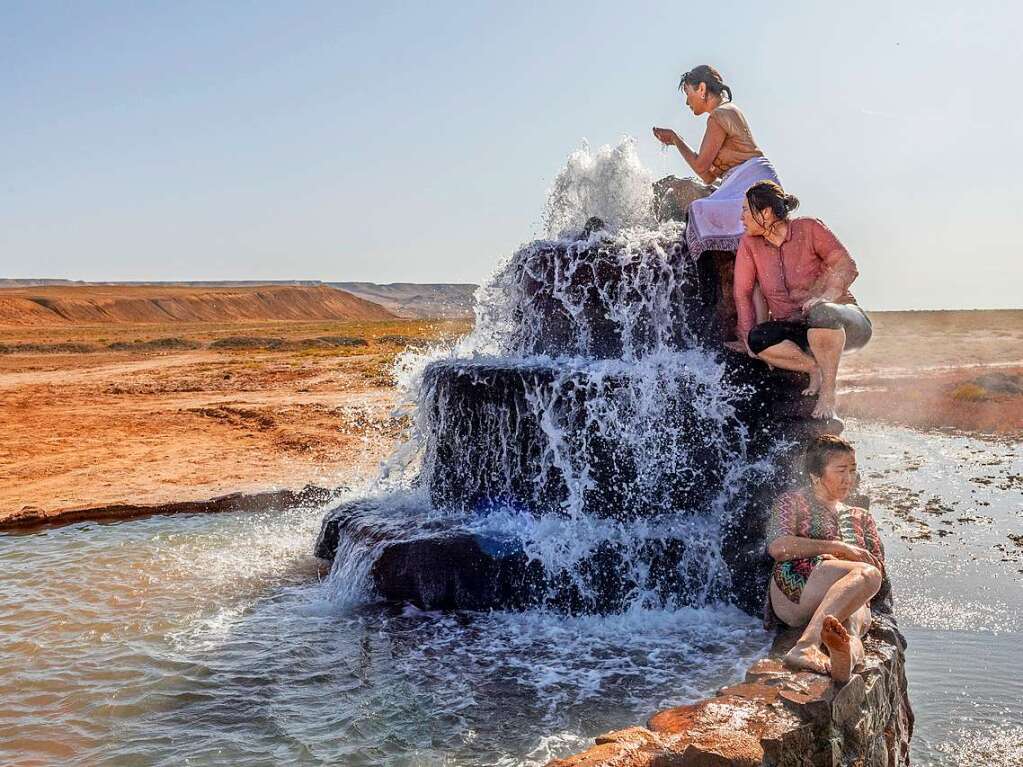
(804, 434, 856, 478)
(678, 65, 733, 103)
(746, 180, 800, 221)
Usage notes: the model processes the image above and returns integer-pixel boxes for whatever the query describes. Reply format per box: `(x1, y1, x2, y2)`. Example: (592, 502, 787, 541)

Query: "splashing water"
(325, 137, 780, 614)
(541, 138, 656, 238)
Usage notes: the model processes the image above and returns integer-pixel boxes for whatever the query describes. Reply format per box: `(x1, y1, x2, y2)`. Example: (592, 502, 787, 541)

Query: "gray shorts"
(747, 303, 872, 355)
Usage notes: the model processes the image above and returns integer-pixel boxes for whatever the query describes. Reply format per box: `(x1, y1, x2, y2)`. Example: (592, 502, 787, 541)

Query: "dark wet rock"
(653, 175, 714, 222)
(419, 355, 826, 517)
(315, 498, 538, 610)
(549, 614, 912, 767)
(506, 232, 704, 358)
(379, 351, 837, 615)
(317, 498, 743, 613)
(315, 243, 847, 615)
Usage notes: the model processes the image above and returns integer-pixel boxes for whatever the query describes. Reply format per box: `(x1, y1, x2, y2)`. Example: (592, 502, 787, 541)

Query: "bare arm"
(768, 535, 881, 569)
(769, 535, 844, 561)
(652, 120, 725, 184)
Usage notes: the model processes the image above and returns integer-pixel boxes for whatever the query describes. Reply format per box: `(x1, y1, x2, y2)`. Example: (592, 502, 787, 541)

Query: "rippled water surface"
(846, 421, 1023, 767)
(2, 421, 1020, 766)
(0, 503, 769, 766)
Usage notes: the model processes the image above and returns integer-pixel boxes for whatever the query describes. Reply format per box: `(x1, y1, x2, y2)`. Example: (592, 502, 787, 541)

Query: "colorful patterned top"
(765, 488, 885, 606)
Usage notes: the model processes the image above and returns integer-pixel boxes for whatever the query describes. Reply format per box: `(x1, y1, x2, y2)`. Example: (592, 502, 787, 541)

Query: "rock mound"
(0, 285, 396, 325)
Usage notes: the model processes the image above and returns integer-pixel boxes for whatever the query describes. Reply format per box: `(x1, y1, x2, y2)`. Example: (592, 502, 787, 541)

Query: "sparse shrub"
(312, 336, 367, 347)
(210, 336, 285, 350)
(951, 383, 988, 402)
(376, 334, 428, 348)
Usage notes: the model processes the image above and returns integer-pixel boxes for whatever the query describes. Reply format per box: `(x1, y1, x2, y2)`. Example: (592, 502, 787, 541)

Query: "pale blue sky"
(1, 1, 1020, 309)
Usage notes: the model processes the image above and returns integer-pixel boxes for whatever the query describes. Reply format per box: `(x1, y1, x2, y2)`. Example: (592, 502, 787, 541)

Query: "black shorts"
(747, 303, 872, 355)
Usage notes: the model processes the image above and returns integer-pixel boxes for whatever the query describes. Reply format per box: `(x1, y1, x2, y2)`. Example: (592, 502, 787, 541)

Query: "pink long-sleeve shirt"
(733, 218, 859, 341)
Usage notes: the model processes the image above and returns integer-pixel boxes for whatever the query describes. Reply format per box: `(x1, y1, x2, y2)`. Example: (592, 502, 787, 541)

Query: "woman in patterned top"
(766, 435, 885, 682)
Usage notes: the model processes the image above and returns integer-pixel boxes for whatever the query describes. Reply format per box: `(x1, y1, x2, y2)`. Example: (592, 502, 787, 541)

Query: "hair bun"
(783, 194, 800, 213)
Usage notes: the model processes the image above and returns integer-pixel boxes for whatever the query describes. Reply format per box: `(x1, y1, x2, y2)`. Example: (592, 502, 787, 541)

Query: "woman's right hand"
(652, 127, 679, 146)
(831, 542, 882, 570)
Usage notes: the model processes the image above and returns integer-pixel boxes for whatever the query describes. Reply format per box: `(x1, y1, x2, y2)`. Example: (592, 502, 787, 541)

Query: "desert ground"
(837, 310, 1023, 434)
(1, 286, 1020, 528)
(0, 285, 470, 526)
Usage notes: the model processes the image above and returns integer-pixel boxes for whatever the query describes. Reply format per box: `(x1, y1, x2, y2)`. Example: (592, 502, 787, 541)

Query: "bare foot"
(811, 388, 837, 419)
(821, 615, 853, 683)
(802, 366, 822, 396)
(782, 643, 831, 675)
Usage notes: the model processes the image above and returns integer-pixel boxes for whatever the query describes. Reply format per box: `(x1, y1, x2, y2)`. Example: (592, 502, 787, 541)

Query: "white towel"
(685, 157, 780, 258)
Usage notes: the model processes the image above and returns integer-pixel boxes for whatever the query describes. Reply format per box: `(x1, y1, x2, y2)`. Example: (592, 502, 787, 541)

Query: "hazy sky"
(2, 1, 1021, 309)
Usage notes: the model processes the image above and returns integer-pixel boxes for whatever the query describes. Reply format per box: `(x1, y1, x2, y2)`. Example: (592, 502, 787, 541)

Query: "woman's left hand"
(723, 339, 758, 358)
(652, 127, 679, 146)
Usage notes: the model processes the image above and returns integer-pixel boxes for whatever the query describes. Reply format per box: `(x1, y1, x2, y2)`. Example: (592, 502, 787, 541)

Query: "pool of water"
(0, 501, 768, 766)
(1, 421, 1019, 766)
(846, 421, 1023, 767)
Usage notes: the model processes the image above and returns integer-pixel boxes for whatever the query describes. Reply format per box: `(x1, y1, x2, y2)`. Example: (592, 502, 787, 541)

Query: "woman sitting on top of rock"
(731, 180, 872, 419)
(767, 435, 886, 682)
(652, 65, 780, 257)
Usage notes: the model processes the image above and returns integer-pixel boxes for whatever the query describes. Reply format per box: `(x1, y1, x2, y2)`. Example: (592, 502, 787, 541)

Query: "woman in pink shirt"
(732, 181, 872, 419)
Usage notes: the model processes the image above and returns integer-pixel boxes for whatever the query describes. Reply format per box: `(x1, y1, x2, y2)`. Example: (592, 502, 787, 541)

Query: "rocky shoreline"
(550, 613, 912, 767)
(0, 484, 339, 532)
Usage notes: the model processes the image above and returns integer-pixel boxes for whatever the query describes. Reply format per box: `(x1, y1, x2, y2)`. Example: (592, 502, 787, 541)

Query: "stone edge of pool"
(0, 483, 344, 532)
(547, 612, 913, 767)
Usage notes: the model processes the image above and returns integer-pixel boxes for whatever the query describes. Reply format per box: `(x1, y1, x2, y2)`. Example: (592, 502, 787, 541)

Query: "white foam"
(542, 138, 656, 238)
(328, 139, 781, 614)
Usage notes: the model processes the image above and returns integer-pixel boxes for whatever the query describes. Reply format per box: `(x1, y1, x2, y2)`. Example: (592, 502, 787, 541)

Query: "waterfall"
(321, 139, 787, 614)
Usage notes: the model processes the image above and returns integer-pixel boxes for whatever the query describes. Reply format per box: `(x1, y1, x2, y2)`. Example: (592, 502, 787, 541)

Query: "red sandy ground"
(0, 284, 395, 325)
(0, 312, 469, 525)
(1, 301, 1019, 526)
(837, 310, 1023, 435)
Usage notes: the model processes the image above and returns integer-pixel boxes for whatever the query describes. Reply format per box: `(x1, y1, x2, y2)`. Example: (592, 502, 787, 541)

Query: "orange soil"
(0, 319, 469, 526)
(1, 308, 1018, 527)
(0, 284, 396, 326)
(837, 310, 1023, 436)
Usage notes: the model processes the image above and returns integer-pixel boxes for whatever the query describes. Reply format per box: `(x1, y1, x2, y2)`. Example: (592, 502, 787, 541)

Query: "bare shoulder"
(712, 102, 750, 125)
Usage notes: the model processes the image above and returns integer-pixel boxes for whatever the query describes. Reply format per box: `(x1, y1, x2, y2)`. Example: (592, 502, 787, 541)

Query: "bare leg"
(776, 560, 881, 675)
(807, 327, 845, 419)
(821, 605, 872, 683)
(845, 604, 871, 667)
(755, 341, 822, 395)
(821, 617, 853, 682)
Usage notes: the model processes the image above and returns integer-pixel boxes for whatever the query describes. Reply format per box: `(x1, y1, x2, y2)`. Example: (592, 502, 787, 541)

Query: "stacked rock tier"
(417, 356, 818, 521)
(316, 221, 839, 615)
(489, 221, 729, 359)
